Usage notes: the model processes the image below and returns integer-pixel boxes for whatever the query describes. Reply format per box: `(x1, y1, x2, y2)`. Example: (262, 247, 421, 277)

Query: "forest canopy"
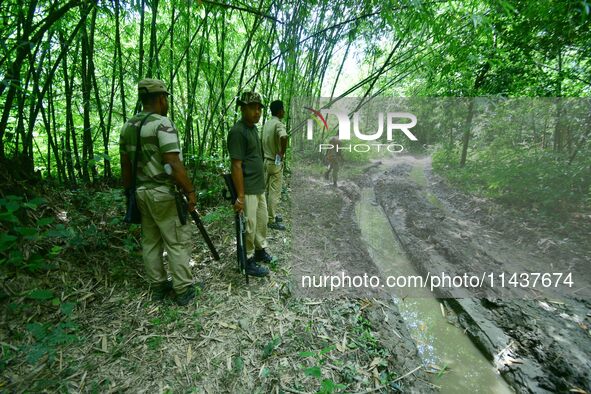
(0, 0, 590, 211)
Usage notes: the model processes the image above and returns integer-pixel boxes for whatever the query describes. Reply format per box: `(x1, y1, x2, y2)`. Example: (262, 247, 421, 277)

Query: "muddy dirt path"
(290, 170, 437, 392)
(368, 154, 591, 393)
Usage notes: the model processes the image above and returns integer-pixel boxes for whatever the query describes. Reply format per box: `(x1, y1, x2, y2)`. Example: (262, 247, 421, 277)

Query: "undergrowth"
(433, 146, 591, 216)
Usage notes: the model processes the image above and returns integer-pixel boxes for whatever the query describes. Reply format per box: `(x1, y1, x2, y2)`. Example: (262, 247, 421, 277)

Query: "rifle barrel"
(190, 211, 220, 261)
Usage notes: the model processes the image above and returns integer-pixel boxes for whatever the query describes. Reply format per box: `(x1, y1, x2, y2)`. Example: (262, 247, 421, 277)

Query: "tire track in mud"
(290, 171, 437, 392)
(369, 155, 591, 393)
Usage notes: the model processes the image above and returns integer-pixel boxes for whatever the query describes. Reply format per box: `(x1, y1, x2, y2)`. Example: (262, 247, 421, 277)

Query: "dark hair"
(270, 100, 284, 116)
(139, 92, 165, 106)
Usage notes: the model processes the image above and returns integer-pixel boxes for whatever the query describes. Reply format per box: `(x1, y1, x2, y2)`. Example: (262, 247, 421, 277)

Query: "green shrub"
(433, 146, 591, 214)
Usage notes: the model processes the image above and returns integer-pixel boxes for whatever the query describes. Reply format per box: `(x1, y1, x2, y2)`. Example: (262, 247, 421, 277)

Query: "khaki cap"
(237, 91, 265, 108)
(138, 78, 171, 95)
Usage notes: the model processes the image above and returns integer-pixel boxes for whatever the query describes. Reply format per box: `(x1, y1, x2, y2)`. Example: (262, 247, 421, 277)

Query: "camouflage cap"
(138, 78, 171, 96)
(237, 91, 265, 108)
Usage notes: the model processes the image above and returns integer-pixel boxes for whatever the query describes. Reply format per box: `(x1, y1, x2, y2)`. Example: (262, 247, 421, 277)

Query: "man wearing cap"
(262, 100, 288, 231)
(227, 91, 274, 277)
(119, 78, 198, 305)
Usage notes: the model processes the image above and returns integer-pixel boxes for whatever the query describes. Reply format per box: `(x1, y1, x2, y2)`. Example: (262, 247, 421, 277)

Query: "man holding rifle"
(119, 78, 198, 306)
(227, 91, 274, 278)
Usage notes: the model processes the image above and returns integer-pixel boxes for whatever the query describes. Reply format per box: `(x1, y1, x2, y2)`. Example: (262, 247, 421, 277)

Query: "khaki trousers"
(244, 193, 268, 258)
(326, 161, 340, 185)
(136, 187, 193, 294)
(264, 160, 283, 222)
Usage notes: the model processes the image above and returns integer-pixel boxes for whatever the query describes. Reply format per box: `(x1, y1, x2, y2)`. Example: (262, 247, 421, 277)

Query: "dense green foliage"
(434, 147, 591, 213)
(0, 0, 590, 209)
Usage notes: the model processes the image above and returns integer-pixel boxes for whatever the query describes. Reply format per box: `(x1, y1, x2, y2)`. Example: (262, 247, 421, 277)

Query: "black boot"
(151, 281, 173, 301)
(254, 248, 274, 263)
(176, 285, 196, 306)
(268, 222, 286, 230)
(245, 257, 269, 277)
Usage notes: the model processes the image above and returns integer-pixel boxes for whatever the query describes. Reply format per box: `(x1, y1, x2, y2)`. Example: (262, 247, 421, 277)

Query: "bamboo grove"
(1, 0, 590, 196)
(1, 0, 372, 184)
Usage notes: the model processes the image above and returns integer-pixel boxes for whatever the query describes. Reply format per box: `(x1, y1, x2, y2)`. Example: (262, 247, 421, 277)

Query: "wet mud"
(372, 155, 591, 393)
(290, 169, 436, 392)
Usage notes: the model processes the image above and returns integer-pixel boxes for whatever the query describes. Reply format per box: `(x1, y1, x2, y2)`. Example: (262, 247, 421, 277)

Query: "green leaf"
(15, 227, 38, 237)
(0, 233, 17, 252)
(49, 245, 62, 257)
(23, 197, 45, 210)
(45, 224, 73, 238)
(109, 217, 121, 225)
(260, 367, 271, 378)
(60, 302, 76, 317)
(319, 345, 336, 355)
(5, 201, 20, 213)
(27, 289, 54, 300)
(0, 212, 19, 224)
(232, 356, 244, 373)
(37, 217, 54, 226)
(299, 351, 316, 358)
(26, 322, 47, 340)
(7, 250, 24, 265)
(262, 336, 282, 359)
(25, 254, 50, 271)
(320, 379, 337, 393)
(305, 366, 322, 379)
(26, 345, 48, 364)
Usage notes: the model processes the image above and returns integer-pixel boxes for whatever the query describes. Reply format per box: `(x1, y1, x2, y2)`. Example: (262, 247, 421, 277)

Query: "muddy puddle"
(355, 187, 513, 393)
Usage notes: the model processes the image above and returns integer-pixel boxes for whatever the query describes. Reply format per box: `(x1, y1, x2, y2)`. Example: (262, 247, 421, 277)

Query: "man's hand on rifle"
(234, 196, 244, 213)
(186, 190, 197, 212)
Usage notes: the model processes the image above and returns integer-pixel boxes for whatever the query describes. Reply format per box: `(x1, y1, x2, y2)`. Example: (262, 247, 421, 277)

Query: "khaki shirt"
(119, 111, 181, 188)
(326, 136, 341, 163)
(262, 116, 287, 160)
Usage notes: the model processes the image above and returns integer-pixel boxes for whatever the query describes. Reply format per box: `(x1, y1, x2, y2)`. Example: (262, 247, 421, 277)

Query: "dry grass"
(1, 182, 431, 393)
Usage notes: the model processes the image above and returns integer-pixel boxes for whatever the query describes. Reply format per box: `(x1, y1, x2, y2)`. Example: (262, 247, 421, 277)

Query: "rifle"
(222, 173, 249, 284)
(173, 186, 220, 261)
(163, 163, 220, 261)
(189, 210, 220, 261)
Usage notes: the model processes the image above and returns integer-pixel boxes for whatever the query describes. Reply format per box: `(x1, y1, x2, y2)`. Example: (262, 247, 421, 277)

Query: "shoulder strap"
(130, 112, 156, 190)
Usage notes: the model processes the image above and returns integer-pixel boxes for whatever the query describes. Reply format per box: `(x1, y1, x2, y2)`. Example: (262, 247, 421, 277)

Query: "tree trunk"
(460, 99, 474, 168)
(114, 0, 127, 121)
(147, 0, 159, 77)
(169, 5, 175, 121)
(80, 1, 96, 183)
(138, 0, 146, 80)
(553, 51, 563, 152)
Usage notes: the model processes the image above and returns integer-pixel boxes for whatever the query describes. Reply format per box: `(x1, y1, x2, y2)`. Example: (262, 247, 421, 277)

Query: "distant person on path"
(262, 100, 288, 231)
(324, 135, 343, 187)
(227, 91, 274, 278)
(119, 78, 197, 306)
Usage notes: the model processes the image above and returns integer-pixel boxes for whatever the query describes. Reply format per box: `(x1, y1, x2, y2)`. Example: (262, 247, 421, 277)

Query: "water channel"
(355, 187, 513, 393)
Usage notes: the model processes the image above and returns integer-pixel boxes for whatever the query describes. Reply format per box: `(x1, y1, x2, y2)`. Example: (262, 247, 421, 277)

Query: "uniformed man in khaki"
(262, 100, 288, 231)
(227, 91, 274, 277)
(324, 135, 342, 187)
(119, 78, 198, 306)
